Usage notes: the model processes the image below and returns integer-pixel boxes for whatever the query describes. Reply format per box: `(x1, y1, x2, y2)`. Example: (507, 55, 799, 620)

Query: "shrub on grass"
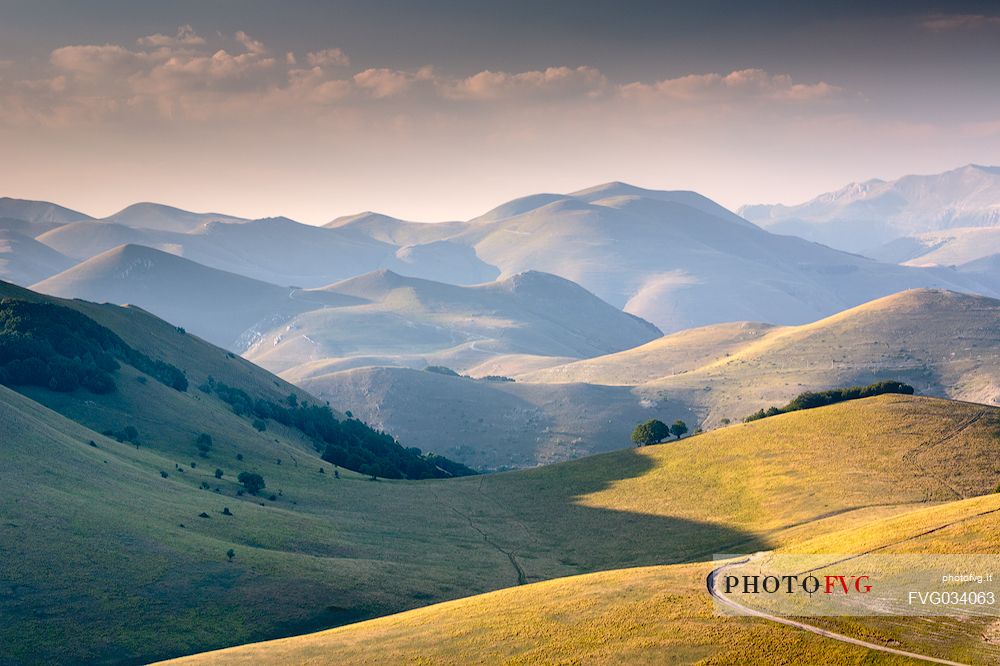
(237, 471, 266, 495)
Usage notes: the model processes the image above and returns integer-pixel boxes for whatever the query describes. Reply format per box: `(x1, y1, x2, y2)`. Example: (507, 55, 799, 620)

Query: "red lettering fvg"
(824, 575, 872, 594)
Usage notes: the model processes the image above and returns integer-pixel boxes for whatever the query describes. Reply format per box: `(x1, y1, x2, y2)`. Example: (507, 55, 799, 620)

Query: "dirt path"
(448, 505, 528, 585)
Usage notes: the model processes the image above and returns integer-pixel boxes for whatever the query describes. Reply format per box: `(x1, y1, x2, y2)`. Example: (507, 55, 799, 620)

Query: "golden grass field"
(4, 281, 1000, 663)
(164, 495, 1000, 665)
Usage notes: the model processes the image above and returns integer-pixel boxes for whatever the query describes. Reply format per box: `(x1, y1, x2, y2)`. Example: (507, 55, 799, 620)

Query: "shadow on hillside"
(472, 446, 770, 580)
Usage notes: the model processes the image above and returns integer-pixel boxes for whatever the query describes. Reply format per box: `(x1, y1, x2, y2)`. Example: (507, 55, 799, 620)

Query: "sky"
(1, 0, 998, 224)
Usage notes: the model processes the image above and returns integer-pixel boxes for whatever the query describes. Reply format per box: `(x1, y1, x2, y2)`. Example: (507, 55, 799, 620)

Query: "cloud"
(0, 26, 848, 129)
(619, 69, 841, 103)
(234, 31, 267, 55)
(352, 67, 423, 98)
(137, 25, 205, 47)
(306, 48, 350, 67)
(50, 43, 147, 76)
(921, 14, 1000, 31)
(443, 66, 608, 101)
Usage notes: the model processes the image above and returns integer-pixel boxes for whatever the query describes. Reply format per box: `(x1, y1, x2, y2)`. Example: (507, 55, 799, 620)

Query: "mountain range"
(740, 164, 1000, 253)
(9, 172, 997, 339)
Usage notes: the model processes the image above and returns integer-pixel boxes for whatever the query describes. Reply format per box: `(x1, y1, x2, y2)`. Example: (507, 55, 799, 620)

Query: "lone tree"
(226, 548, 235, 562)
(237, 471, 266, 495)
(670, 420, 689, 440)
(631, 419, 669, 446)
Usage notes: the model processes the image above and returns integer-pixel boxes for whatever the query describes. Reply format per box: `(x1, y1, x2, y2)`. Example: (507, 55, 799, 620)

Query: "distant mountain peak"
(501, 269, 577, 290)
(739, 164, 1000, 252)
(325, 211, 405, 228)
(569, 181, 654, 199)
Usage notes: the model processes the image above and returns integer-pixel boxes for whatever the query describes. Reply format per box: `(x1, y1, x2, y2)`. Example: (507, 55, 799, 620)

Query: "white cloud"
(234, 31, 267, 54)
(443, 66, 608, 101)
(352, 67, 421, 98)
(619, 69, 840, 103)
(50, 43, 148, 76)
(306, 48, 350, 68)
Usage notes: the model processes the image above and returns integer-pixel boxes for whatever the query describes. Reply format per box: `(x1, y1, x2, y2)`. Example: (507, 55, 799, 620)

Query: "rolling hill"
(292, 365, 694, 470)
(5, 347, 1000, 665)
(33, 217, 399, 286)
(245, 269, 662, 376)
(33, 215, 498, 289)
(101, 202, 249, 232)
(31, 244, 323, 349)
(740, 164, 1000, 253)
(304, 289, 1000, 466)
(523, 289, 1000, 426)
(326, 211, 466, 245)
(0, 196, 92, 225)
(0, 229, 74, 285)
(868, 225, 1000, 271)
(164, 488, 1000, 666)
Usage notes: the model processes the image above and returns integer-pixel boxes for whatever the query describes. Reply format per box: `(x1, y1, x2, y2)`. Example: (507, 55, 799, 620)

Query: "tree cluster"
(743, 380, 915, 423)
(631, 419, 688, 446)
(0, 298, 187, 394)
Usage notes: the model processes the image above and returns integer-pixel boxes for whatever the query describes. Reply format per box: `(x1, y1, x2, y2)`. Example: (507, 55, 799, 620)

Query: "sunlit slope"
(527, 289, 1000, 425)
(522, 320, 776, 385)
(475, 395, 1000, 566)
(6, 379, 999, 661)
(162, 493, 1000, 666)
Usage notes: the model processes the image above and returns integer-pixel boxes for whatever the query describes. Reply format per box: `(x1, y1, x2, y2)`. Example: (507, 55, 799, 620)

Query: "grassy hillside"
(0, 280, 471, 479)
(164, 493, 1000, 666)
(524, 289, 1000, 426)
(523, 320, 776, 386)
(5, 387, 1000, 663)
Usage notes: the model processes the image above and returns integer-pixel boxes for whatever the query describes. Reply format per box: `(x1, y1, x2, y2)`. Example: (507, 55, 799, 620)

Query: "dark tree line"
(201, 376, 476, 479)
(0, 298, 187, 394)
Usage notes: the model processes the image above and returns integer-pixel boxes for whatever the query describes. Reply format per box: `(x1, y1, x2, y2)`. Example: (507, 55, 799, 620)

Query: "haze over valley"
(4, 166, 1000, 469)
